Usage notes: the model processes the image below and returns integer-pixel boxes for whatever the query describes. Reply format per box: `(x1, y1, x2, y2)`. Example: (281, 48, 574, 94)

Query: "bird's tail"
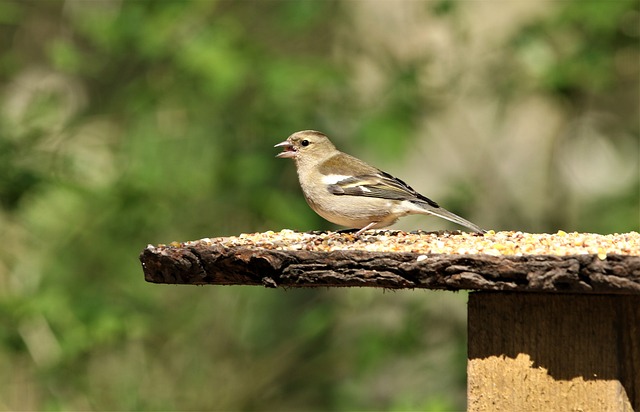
(414, 201, 486, 234)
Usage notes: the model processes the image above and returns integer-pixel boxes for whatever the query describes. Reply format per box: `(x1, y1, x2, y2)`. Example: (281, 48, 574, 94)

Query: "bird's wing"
(327, 171, 440, 208)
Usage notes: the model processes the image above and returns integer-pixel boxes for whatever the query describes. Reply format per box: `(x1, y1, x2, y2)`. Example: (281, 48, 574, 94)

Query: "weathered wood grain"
(468, 292, 639, 411)
(140, 243, 640, 294)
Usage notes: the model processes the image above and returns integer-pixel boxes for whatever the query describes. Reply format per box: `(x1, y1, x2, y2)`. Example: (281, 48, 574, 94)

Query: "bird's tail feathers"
(413, 201, 486, 234)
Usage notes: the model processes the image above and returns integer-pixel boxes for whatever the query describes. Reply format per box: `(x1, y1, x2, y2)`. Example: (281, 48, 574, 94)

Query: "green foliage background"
(0, 1, 637, 410)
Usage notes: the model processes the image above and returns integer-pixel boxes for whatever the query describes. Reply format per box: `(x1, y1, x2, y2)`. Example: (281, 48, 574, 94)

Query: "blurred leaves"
(512, 0, 638, 97)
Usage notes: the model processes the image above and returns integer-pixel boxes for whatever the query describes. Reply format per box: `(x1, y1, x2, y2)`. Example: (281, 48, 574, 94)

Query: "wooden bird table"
(140, 230, 640, 411)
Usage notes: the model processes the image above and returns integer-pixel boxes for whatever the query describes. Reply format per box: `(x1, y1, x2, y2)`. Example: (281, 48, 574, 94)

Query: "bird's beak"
(274, 140, 297, 159)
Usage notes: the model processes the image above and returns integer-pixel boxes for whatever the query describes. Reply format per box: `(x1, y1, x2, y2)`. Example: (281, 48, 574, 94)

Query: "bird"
(275, 130, 486, 235)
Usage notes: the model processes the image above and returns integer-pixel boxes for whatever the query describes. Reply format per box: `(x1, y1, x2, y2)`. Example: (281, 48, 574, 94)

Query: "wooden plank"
(139, 232, 640, 409)
(140, 242, 640, 294)
(468, 293, 639, 411)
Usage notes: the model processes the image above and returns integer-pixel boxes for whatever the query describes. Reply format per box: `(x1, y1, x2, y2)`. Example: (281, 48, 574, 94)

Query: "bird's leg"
(354, 221, 378, 236)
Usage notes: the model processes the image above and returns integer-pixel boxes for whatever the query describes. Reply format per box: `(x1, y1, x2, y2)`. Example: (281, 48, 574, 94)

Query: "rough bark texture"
(468, 292, 639, 411)
(140, 243, 640, 294)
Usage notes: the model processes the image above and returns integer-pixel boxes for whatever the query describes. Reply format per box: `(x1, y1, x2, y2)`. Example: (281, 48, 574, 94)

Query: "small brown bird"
(275, 130, 486, 235)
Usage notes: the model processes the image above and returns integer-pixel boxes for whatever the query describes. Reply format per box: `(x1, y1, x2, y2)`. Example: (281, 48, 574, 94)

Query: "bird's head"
(274, 130, 336, 161)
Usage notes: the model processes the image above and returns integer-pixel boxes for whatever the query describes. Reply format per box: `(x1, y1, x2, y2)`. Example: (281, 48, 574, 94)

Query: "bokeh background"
(1, 1, 638, 410)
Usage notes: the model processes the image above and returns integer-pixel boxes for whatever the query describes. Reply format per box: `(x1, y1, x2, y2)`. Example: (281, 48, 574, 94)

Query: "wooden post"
(140, 231, 640, 410)
(468, 293, 639, 411)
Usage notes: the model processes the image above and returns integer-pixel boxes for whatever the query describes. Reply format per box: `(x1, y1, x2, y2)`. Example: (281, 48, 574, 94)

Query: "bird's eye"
(301, 139, 310, 147)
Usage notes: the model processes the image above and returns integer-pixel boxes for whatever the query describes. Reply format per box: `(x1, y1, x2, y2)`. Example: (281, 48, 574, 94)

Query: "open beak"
(274, 140, 297, 158)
